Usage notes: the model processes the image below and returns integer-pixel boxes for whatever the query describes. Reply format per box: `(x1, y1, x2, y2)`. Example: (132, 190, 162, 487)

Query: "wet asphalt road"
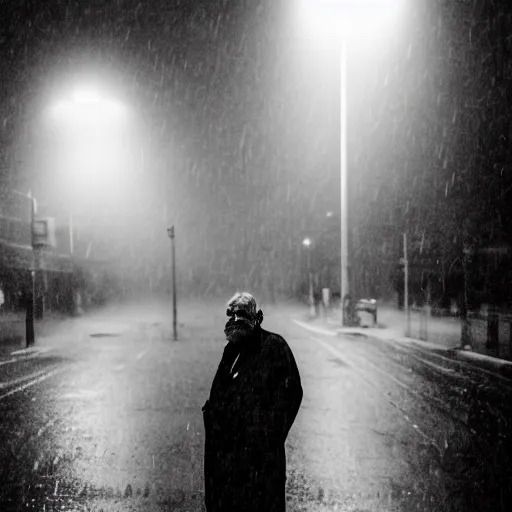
(0, 301, 511, 512)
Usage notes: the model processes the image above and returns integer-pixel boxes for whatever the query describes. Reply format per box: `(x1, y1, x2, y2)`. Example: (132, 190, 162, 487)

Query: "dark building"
(0, 188, 113, 346)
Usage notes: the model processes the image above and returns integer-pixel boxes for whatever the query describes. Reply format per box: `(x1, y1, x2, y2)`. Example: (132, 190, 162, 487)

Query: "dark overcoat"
(202, 325, 303, 512)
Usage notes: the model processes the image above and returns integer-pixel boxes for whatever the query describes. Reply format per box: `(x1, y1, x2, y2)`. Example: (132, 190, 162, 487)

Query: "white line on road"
(0, 358, 18, 367)
(308, 335, 442, 454)
(0, 367, 64, 402)
(0, 368, 50, 390)
(292, 319, 337, 337)
(0, 349, 54, 368)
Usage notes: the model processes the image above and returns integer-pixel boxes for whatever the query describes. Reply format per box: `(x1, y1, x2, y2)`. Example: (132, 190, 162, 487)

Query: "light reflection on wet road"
(0, 302, 510, 511)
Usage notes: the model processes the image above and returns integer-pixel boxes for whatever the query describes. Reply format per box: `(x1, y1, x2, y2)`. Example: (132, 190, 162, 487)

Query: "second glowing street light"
(298, 0, 403, 325)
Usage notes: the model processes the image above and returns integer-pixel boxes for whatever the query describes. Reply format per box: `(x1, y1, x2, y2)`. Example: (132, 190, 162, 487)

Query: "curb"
(294, 317, 512, 380)
(451, 349, 512, 380)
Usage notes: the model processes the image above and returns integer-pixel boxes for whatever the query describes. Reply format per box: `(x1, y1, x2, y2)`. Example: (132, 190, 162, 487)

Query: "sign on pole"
(32, 218, 56, 249)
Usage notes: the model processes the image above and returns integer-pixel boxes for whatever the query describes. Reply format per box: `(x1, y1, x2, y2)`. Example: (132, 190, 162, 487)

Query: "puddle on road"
(343, 332, 369, 339)
(328, 357, 349, 368)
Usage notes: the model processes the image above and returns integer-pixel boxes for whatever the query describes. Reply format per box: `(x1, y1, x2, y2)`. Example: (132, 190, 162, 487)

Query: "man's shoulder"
(260, 327, 285, 341)
(259, 328, 290, 353)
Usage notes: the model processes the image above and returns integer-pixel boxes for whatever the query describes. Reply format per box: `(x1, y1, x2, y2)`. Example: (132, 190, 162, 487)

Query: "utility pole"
(403, 232, 410, 337)
(167, 226, 177, 341)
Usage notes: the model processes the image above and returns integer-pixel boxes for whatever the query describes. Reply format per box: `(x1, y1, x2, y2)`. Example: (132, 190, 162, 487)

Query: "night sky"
(2, 0, 502, 302)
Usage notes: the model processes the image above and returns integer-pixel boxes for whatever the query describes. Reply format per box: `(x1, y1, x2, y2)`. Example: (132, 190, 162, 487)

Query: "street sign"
(32, 218, 56, 249)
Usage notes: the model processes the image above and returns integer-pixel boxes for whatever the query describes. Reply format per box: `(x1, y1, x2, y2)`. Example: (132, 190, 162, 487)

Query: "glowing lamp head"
(297, 0, 404, 43)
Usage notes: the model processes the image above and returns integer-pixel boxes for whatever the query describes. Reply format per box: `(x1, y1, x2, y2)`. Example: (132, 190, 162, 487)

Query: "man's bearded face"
(224, 306, 256, 343)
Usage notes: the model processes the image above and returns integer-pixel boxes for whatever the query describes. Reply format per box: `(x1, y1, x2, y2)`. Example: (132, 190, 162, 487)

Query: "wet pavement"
(0, 300, 511, 511)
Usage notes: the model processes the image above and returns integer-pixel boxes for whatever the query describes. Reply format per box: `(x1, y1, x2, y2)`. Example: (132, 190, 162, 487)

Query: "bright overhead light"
(47, 92, 127, 126)
(70, 88, 102, 104)
(43, 86, 133, 212)
(297, 0, 404, 42)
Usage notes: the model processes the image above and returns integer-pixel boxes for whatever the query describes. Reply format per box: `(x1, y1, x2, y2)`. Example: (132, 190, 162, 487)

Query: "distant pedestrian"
(202, 292, 303, 512)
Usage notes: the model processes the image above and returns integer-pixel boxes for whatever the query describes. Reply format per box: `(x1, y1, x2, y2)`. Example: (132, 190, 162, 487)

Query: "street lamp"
(45, 86, 129, 246)
(46, 87, 129, 198)
(302, 238, 315, 318)
(297, 0, 404, 325)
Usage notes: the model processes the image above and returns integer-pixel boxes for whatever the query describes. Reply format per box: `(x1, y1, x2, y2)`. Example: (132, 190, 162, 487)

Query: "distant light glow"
(44, 88, 133, 212)
(303, 238, 312, 247)
(297, 0, 404, 42)
(47, 97, 127, 124)
(71, 88, 101, 104)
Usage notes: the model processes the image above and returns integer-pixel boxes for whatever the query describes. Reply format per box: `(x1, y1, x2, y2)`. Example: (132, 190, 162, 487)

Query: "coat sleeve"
(277, 342, 303, 440)
(247, 338, 303, 444)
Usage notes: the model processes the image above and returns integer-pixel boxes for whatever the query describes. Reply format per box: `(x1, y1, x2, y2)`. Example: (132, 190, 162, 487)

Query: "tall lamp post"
(167, 226, 177, 340)
(340, 40, 349, 323)
(297, 0, 404, 325)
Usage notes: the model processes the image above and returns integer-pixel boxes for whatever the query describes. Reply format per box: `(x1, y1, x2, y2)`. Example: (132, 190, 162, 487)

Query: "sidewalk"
(299, 303, 512, 380)
(0, 310, 81, 359)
